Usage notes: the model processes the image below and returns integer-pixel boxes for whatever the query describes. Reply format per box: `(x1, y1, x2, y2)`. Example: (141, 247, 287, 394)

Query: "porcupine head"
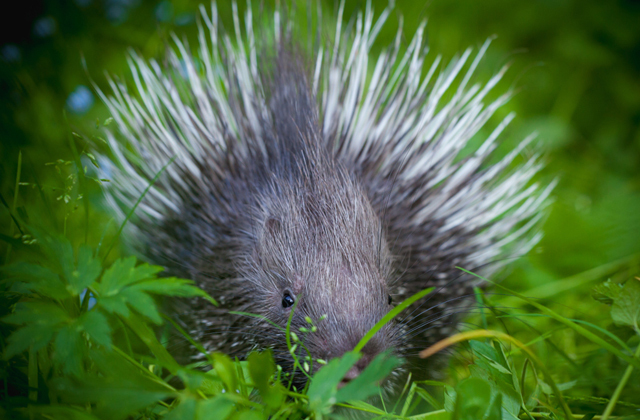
(98, 2, 554, 388)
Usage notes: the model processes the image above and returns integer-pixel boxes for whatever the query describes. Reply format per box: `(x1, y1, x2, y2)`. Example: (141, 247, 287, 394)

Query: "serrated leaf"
(97, 257, 163, 295)
(97, 294, 131, 318)
(469, 365, 520, 419)
(467, 341, 521, 419)
(611, 278, 640, 332)
(336, 352, 400, 403)
(97, 256, 137, 294)
(53, 368, 172, 420)
(3, 302, 69, 326)
(78, 310, 112, 348)
(4, 324, 57, 359)
(96, 258, 214, 324)
(592, 279, 624, 305)
(66, 245, 102, 295)
(53, 324, 85, 376)
(120, 287, 162, 324)
(1, 262, 70, 299)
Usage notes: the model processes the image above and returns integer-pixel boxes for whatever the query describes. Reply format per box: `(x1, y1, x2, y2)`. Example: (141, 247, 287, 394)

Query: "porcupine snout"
(245, 150, 399, 386)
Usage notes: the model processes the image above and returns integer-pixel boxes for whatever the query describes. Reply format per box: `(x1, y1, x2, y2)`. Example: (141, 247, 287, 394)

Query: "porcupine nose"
(338, 367, 359, 388)
(337, 353, 374, 388)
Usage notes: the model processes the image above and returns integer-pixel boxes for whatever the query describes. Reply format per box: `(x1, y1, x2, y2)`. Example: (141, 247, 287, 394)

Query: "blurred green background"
(1, 0, 639, 411)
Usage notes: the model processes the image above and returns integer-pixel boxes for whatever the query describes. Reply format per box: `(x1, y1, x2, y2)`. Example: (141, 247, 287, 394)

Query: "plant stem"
(103, 156, 176, 262)
(28, 346, 37, 402)
(4, 151, 22, 263)
(600, 343, 640, 420)
(474, 287, 488, 330)
(524, 414, 614, 419)
(112, 346, 177, 392)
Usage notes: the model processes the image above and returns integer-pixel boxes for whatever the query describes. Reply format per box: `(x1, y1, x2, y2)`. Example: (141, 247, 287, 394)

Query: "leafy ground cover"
(1, 130, 639, 419)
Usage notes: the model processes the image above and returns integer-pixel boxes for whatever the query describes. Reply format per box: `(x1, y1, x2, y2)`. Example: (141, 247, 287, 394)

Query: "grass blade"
(354, 287, 434, 353)
(457, 267, 640, 370)
(103, 156, 176, 261)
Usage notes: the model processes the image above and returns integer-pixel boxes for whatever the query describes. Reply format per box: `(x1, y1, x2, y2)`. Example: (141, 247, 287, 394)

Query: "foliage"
(0, 143, 638, 420)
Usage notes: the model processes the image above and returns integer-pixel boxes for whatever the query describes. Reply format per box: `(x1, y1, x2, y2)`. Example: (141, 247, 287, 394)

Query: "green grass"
(0, 146, 638, 420)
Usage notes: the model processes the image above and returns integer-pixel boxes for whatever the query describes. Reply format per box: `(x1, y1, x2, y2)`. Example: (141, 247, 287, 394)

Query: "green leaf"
(54, 377, 172, 420)
(98, 257, 139, 294)
(121, 287, 162, 324)
(248, 350, 285, 410)
(23, 405, 102, 420)
(452, 377, 502, 420)
(3, 302, 69, 326)
(97, 294, 131, 318)
(196, 396, 236, 420)
(336, 352, 401, 403)
(467, 341, 521, 419)
(164, 397, 196, 420)
(52, 347, 175, 420)
(307, 351, 360, 413)
(95, 257, 207, 324)
(4, 324, 57, 359)
(236, 410, 267, 420)
(212, 353, 239, 393)
(444, 385, 457, 413)
(123, 313, 180, 373)
(53, 324, 85, 376)
(468, 366, 519, 420)
(2, 262, 70, 300)
(65, 245, 102, 295)
(592, 279, 624, 305)
(133, 278, 217, 304)
(341, 399, 389, 416)
(458, 267, 640, 370)
(78, 310, 112, 348)
(611, 278, 640, 332)
(3, 303, 77, 361)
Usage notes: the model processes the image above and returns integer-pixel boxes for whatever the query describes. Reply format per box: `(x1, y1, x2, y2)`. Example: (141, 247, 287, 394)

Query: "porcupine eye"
(388, 295, 393, 305)
(282, 293, 295, 308)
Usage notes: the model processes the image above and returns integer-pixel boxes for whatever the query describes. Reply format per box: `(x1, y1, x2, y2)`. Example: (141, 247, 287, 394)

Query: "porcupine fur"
(97, 1, 555, 386)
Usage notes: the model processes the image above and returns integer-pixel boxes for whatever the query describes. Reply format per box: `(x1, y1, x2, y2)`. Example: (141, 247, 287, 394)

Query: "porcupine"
(97, 2, 554, 387)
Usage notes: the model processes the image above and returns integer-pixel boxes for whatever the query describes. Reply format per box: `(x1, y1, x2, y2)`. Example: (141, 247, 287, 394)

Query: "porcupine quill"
(96, 1, 555, 388)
